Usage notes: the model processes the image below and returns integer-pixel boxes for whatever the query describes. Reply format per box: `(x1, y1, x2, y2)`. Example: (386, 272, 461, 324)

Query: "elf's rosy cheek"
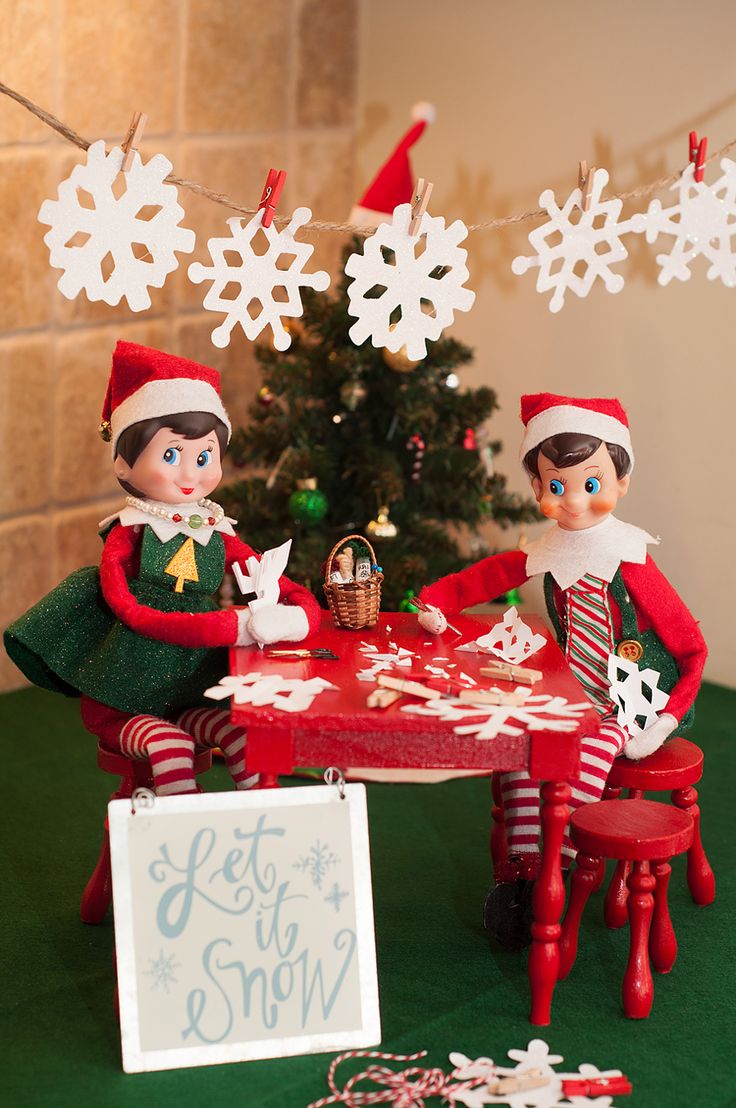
(593, 495, 617, 515)
(538, 495, 564, 520)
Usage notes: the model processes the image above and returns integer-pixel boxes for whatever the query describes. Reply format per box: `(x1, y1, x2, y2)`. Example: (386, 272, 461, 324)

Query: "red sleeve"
(419, 550, 530, 613)
(222, 533, 322, 637)
(621, 556, 707, 723)
(100, 525, 238, 648)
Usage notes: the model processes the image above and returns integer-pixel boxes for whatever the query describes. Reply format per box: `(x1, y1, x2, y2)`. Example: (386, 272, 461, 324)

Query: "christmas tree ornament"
(444, 372, 460, 389)
(366, 504, 398, 539)
(511, 167, 640, 312)
(632, 159, 736, 286)
(407, 432, 426, 481)
(344, 199, 475, 360)
(463, 427, 477, 450)
(257, 385, 276, 406)
(340, 379, 367, 410)
(188, 207, 330, 350)
(38, 139, 195, 310)
(382, 325, 421, 372)
(288, 477, 328, 526)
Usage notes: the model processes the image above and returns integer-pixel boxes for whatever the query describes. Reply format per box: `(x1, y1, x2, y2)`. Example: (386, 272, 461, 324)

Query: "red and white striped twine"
(305, 1050, 483, 1108)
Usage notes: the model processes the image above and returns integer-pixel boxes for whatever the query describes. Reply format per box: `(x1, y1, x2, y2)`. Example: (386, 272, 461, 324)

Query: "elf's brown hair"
(115, 412, 229, 497)
(523, 433, 631, 479)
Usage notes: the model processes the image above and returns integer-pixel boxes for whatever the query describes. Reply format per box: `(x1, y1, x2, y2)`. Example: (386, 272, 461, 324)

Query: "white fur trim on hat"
(411, 101, 437, 123)
(111, 378, 232, 453)
(520, 404, 634, 471)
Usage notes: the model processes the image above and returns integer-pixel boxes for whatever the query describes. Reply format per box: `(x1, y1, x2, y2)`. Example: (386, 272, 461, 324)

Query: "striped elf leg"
(562, 716, 628, 860)
(176, 707, 256, 790)
(498, 771, 542, 857)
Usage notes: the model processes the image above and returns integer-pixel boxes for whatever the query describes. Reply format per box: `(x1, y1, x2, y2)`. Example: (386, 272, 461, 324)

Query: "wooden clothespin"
(366, 687, 402, 710)
(479, 662, 543, 686)
(376, 673, 441, 700)
(486, 1070, 550, 1095)
(689, 130, 707, 183)
(258, 168, 287, 228)
(578, 160, 596, 212)
(408, 177, 433, 236)
(121, 111, 147, 172)
(458, 687, 527, 707)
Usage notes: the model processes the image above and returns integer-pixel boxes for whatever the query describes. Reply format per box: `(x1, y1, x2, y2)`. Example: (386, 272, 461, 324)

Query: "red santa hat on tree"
(350, 102, 436, 228)
(519, 392, 634, 471)
(100, 341, 232, 453)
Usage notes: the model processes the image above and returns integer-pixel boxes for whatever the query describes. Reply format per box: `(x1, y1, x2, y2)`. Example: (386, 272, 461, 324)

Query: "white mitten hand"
(249, 604, 309, 645)
(623, 712, 677, 761)
(235, 608, 256, 646)
(418, 604, 447, 635)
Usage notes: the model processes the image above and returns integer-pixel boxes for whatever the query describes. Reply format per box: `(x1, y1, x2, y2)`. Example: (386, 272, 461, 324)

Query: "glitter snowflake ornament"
(607, 653, 670, 737)
(632, 159, 736, 286)
(188, 207, 330, 350)
(38, 139, 195, 310)
(344, 202, 475, 360)
(512, 168, 639, 312)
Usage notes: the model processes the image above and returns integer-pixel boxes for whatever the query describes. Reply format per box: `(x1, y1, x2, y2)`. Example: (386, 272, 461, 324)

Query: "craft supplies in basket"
(323, 534, 383, 630)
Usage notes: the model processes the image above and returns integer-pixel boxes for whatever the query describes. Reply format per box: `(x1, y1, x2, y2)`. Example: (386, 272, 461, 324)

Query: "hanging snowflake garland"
(188, 207, 330, 350)
(38, 139, 195, 311)
(512, 168, 640, 312)
(344, 202, 475, 360)
(632, 159, 736, 286)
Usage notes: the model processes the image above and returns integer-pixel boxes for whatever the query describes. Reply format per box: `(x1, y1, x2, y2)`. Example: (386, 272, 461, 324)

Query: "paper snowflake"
(356, 642, 416, 681)
(607, 654, 669, 737)
(403, 691, 590, 741)
(512, 168, 639, 312)
(204, 673, 336, 713)
(38, 139, 195, 310)
(344, 202, 475, 360)
(473, 607, 546, 665)
(632, 159, 736, 286)
(188, 207, 330, 349)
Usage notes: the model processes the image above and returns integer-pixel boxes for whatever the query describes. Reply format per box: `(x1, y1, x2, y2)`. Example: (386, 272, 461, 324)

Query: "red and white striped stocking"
(176, 707, 255, 790)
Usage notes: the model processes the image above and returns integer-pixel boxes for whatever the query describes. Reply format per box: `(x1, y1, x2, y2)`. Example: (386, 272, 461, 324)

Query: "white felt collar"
(524, 516, 659, 590)
(99, 500, 237, 547)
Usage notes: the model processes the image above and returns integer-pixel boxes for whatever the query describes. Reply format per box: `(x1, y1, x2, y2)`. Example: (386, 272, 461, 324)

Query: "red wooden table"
(229, 611, 599, 1025)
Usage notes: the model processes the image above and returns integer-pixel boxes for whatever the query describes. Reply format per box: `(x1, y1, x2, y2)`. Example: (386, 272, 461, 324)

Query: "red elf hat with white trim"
(350, 102, 436, 228)
(519, 392, 634, 471)
(100, 341, 232, 453)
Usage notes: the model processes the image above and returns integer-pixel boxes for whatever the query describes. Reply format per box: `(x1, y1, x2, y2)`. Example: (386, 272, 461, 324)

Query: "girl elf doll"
(417, 392, 707, 948)
(4, 341, 321, 795)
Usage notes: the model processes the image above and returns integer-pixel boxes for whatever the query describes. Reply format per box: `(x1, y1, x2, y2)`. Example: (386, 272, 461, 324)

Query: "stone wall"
(0, 0, 359, 692)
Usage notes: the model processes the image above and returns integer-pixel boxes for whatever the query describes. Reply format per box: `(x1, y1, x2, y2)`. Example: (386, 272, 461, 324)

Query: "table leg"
(529, 779, 569, 1025)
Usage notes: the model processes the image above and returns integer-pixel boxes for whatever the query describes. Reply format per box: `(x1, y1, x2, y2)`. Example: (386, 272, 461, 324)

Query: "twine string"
(3, 78, 736, 236)
(305, 1050, 485, 1108)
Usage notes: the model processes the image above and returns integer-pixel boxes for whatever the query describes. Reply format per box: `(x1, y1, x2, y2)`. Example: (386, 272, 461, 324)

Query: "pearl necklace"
(125, 496, 224, 530)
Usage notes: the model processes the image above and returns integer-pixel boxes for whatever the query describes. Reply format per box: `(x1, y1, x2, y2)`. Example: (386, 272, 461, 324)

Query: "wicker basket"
(323, 534, 383, 630)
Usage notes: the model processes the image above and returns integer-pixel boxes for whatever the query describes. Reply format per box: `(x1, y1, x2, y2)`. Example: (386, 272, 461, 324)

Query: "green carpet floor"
(1, 683, 734, 1107)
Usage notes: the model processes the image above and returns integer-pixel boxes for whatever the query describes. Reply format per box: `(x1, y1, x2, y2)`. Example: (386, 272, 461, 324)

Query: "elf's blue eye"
(162, 447, 181, 466)
(585, 477, 601, 494)
(549, 480, 564, 496)
(196, 450, 212, 468)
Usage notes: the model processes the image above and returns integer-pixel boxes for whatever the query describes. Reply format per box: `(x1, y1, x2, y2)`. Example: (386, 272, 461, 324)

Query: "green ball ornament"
(289, 478, 328, 526)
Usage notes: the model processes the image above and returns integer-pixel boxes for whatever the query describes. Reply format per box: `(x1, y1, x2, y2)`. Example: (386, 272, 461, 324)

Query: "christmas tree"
(221, 245, 538, 609)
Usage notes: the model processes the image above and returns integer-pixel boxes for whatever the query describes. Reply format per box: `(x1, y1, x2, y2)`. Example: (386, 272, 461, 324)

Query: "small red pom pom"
(208, 516, 216, 526)
(172, 513, 183, 522)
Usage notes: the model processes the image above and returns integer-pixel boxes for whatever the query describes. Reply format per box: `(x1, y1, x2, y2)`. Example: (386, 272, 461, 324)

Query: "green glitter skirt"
(3, 567, 228, 719)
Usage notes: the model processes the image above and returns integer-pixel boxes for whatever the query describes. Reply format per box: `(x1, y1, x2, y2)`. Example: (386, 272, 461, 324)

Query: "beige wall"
(0, 0, 359, 693)
(358, 0, 736, 687)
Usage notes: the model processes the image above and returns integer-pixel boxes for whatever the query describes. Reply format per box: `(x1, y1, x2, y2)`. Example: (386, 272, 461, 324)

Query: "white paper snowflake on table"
(344, 202, 475, 360)
(607, 654, 669, 737)
(38, 139, 195, 310)
(632, 159, 736, 286)
(204, 673, 336, 713)
(403, 690, 590, 741)
(188, 207, 330, 349)
(474, 607, 547, 665)
(512, 168, 640, 312)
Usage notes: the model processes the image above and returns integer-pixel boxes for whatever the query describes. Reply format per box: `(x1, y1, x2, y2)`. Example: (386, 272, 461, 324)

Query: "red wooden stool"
(600, 738, 715, 928)
(80, 744, 212, 925)
(559, 799, 693, 1018)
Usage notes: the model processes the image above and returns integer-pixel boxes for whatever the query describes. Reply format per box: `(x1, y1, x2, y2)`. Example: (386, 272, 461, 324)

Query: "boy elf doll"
(418, 392, 707, 948)
(4, 341, 321, 795)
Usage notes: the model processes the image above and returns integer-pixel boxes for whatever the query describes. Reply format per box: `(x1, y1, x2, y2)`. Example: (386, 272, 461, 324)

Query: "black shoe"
(482, 878, 535, 950)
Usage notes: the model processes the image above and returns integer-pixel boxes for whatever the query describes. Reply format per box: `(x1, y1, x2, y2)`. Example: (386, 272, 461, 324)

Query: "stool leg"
(81, 776, 133, 925)
(605, 861, 630, 928)
(590, 858, 606, 895)
(623, 861, 656, 1019)
(650, 858, 677, 974)
(558, 853, 600, 981)
(671, 785, 716, 906)
(490, 772, 508, 868)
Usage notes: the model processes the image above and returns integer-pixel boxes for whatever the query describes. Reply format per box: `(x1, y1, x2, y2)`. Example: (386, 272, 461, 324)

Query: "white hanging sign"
(109, 784, 380, 1073)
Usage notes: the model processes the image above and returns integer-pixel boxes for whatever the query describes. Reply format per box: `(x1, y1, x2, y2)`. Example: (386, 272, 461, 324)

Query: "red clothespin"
(578, 160, 596, 212)
(408, 177, 433, 236)
(121, 111, 147, 172)
(258, 168, 287, 228)
(562, 1076, 632, 1097)
(689, 130, 707, 182)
